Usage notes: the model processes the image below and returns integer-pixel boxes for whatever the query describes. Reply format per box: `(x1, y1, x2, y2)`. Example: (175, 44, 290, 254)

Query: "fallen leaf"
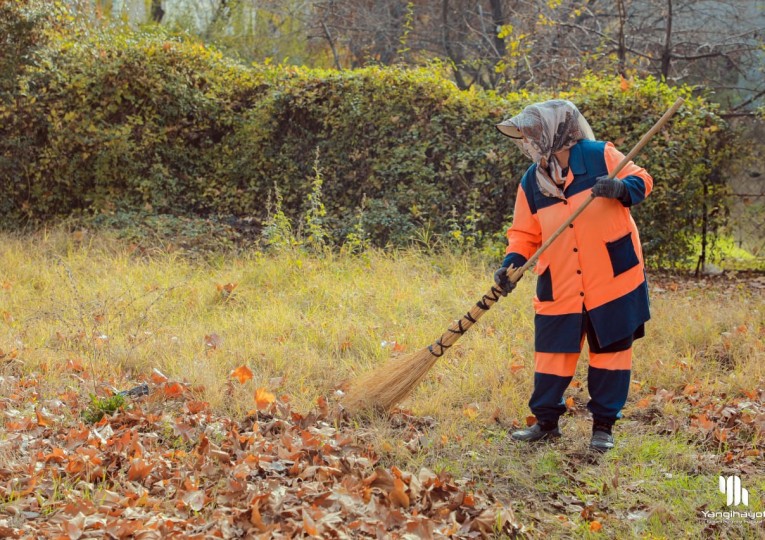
(590, 520, 603, 532)
(182, 490, 205, 512)
(151, 368, 169, 383)
(389, 477, 410, 508)
(255, 387, 275, 410)
(231, 364, 253, 384)
(635, 397, 651, 409)
(35, 408, 55, 427)
(127, 459, 154, 482)
(565, 396, 575, 409)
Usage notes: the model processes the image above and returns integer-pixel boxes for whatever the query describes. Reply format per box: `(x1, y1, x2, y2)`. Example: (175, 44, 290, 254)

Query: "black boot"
(590, 420, 615, 452)
(511, 421, 561, 442)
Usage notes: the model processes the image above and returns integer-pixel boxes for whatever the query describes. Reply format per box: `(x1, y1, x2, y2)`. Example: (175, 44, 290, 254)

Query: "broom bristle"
(343, 347, 440, 413)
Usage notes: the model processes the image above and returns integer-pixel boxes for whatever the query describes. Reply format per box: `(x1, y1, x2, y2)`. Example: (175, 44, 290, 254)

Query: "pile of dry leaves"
(0, 371, 522, 539)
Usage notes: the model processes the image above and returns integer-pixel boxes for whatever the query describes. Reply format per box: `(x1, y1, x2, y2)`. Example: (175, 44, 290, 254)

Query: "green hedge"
(0, 6, 736, 266)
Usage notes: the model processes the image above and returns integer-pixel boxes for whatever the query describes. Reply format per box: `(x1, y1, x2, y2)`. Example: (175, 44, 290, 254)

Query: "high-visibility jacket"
(502, 139, 653, 353)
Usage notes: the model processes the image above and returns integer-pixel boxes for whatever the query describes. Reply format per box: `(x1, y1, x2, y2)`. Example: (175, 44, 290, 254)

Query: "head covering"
(496, 99, 594, 199)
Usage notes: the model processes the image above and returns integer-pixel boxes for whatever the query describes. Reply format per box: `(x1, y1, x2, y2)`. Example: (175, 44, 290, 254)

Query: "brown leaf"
(390, 477, 410, 509)
(35, 408, 55, 427)
(525, 415, 537, 427)
(127, 459, 155, 482)
(691, 413, 715, 431)
(151, 368, 169, 383)
(162, 382, 185, 398)
(635, 397, 651, 409)
(230, 364, 253, 384)
(205, 333, 222, 349)
(303, 511, 319, 536)
(66, 358, 85, 372)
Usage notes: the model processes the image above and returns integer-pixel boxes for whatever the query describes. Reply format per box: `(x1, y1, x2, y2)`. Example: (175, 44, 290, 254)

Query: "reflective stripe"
(534, 351, 579, 377)
(589, 348, 633, 370)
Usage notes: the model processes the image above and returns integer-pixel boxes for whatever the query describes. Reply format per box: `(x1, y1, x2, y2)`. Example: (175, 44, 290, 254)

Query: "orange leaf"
(589, 520, 603, 532)
(303, 512, 318, 536)
(162, 382, 185, 398)
(127, 459, 154, 481)
(389, 477, 410, 508)
(692, 413, 715, 431)
(682, 384, 697, 395)
(525, 415, 537, 427)
(619, 75, 631, 91)
(151, 368, 168, 384)
(509, 363, 524, 374)
(462, 403, 479, 419)
(44, 447, 67, 463)
(392, 342, 407, 353)
(216, 282, 238, 294)
(565, 396, 575, 409)
(185, 401, 209, 414)
(231, 364, 253, 384)
(570, 380, 581, 388)
(66, 357, 85, 372)
(635, 397, 651, 409)
(36, 408, 54, 427)
(254, 387, 275, 410)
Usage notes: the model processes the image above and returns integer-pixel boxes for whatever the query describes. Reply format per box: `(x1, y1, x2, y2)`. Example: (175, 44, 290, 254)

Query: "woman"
(494, 100, 653, 452)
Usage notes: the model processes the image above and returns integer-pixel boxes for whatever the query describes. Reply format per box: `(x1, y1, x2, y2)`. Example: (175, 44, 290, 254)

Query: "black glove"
(592, 176, 628, 200)
(493, 266, 518, 297)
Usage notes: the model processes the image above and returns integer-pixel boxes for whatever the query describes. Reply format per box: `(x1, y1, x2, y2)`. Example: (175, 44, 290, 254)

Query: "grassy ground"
(1, 230, 764, 538)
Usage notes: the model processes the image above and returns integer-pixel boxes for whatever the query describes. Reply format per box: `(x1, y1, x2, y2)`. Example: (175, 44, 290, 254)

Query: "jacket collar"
(568, 142, 587, 175)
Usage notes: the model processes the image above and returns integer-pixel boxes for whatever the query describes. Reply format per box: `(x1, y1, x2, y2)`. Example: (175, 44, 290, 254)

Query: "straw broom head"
(342, 347, 440, 413)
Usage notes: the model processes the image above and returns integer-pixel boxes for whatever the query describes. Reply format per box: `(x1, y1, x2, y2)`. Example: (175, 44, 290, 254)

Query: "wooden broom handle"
(507, 96, 685, 283)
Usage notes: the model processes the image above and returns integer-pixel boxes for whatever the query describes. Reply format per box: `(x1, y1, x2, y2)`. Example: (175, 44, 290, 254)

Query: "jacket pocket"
(606, 232, 640, 277)
(535, 261, 554, 302)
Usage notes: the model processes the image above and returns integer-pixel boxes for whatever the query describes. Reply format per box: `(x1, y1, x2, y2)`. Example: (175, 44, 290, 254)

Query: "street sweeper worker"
(493, 99, 653, 452)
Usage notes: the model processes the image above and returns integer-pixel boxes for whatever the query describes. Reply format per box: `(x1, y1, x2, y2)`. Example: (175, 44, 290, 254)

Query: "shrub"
(0, 10, 740, 266)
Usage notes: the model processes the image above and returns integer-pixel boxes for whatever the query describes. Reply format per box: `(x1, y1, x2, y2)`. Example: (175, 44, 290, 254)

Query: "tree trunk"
(442, 0, 469, 90)
(660, 0, 673, 79)
(616, 0, 627, 77)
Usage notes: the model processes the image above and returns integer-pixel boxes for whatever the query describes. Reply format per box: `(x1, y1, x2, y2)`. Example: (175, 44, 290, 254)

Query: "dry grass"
(1, 229, 764, 537)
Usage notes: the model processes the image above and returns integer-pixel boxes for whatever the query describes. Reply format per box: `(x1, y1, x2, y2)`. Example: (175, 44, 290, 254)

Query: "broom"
(343, 97, 685, 413)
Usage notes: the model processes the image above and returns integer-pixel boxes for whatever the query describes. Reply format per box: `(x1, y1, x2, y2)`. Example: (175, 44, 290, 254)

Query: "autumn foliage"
(0, 372, 521, 538)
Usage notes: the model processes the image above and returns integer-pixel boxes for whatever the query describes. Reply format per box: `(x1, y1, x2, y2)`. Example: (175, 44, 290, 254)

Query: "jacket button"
(573, 248, 578, 252)
(577, 270, 582, 274)
(580, 292, 584, 297)
(563, 201, 568, 205)
(569, 224, 574, 228)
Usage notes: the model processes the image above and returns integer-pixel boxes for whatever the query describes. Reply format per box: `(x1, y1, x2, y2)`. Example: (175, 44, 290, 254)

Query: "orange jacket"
(503, 140, 653, 352)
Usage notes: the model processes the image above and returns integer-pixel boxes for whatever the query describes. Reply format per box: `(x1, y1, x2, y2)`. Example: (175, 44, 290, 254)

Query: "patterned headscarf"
(496, 100, 594, 199)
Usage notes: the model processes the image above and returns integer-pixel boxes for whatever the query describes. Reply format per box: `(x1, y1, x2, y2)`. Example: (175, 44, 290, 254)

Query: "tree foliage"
(0, 2, 741, 266)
